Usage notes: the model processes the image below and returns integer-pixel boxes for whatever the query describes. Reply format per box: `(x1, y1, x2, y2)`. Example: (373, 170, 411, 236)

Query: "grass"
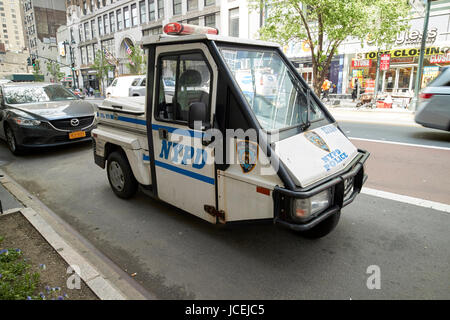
(0, 235, 41, 300)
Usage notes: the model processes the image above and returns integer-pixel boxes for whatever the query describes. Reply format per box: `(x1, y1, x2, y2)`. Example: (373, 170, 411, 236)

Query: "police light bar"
(163, 22, 219, 35)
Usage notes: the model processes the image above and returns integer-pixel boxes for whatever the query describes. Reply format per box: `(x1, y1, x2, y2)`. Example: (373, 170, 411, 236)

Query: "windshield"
(4, 85, 78, 104)
(219, 46, 325, 131)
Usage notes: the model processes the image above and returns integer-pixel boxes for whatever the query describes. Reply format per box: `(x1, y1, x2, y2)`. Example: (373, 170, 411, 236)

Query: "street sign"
(380, 54, 391, 71)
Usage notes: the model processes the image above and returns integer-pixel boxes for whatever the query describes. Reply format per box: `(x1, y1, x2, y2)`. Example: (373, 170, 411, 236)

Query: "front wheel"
(5, 125, 23, 155)
(299, 211, 341, 239)
(107, 151, 138, 199)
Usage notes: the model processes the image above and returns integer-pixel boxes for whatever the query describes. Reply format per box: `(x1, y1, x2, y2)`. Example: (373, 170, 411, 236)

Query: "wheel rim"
(109, 161, 125, 191)
(6, 128, 16, 152)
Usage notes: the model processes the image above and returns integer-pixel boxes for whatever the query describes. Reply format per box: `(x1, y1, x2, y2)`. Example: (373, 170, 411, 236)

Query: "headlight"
(12, 117, 41, 126)
(293, 189, 331, 221)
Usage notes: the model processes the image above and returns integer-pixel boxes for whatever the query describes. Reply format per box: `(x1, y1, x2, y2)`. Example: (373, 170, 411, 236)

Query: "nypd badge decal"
(304, 131, 331, 153)
(236, 140, 259, 173)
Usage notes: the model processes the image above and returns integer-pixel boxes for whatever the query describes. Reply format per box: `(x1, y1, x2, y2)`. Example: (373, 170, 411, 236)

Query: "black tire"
(299, 211, 341, 239)
(5, 125, 24, 156)
(107, 151, 138, 199)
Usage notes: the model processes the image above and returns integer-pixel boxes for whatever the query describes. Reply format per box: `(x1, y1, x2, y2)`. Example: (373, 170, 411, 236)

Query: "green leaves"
(126, 46, 147, 75)
(249, 0, 411, 94)
(0, 248, 40, 300)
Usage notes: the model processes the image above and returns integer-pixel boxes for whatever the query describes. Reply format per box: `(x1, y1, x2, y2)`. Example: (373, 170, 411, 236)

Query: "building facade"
(65, 0, 262, 90)
(23, 0, 67, 82)
(286, 0, 450, 106)
(0, 0, 27, 52)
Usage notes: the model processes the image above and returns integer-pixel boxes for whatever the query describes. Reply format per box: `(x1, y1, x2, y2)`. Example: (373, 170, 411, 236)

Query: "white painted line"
(349, 137, 450, 151)
(361, 187, 450, 214)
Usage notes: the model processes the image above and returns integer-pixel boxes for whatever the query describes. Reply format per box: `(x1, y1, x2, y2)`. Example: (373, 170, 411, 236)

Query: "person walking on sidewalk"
(322, 78, 331, 102)
(352, 78, 359, 102)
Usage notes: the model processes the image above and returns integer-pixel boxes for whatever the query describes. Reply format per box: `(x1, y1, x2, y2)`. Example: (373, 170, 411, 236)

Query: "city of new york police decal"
(304, 131, 331, 153)
(236, 140, 259, 173)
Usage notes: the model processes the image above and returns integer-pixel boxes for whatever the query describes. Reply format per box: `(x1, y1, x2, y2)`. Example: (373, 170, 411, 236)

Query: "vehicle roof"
(115, 75, 145, 79)
(141, 34, 280, 48)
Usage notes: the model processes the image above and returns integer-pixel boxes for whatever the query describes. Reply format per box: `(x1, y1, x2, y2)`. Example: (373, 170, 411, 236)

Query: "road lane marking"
(349, 137, 450, 151)
(361, 187, 450, 214)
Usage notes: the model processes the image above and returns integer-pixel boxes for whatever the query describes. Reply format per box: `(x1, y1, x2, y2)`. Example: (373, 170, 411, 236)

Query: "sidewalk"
(0, 169, 152, 300)
(323, 99, 417, 126)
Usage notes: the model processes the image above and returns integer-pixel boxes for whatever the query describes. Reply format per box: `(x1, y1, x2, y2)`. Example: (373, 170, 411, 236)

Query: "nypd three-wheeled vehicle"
(92, 23, 369, 238)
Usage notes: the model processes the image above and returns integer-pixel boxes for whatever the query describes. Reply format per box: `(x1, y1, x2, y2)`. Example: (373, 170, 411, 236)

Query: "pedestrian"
(321, 77, 331, 102)
(352, 78, 359, 102)
(89, 86, 94, 97)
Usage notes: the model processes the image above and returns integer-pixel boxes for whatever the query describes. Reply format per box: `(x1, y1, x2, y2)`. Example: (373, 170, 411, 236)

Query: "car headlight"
(293, 189, 331, 221)
(12, 117, 41, 126)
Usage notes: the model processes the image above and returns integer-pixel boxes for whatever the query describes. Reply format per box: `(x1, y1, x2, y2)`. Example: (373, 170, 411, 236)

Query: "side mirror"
(188, 102, 208, 130)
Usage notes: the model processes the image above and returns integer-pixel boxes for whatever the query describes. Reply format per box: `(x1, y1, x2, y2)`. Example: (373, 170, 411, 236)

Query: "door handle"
(158, 128, 168, 140)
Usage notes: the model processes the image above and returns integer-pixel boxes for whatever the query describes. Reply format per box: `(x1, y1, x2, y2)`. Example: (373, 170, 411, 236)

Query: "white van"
(106, 75, 145, 97)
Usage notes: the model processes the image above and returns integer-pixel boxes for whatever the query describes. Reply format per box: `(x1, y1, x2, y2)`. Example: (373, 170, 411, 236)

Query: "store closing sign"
(357, 47, 450, 60)
(380, 54, 391, 71)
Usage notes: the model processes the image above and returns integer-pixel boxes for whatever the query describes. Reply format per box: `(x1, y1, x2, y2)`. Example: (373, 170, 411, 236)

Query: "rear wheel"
(107, 151, 138, 199)
(5, 125, 23, 155)
(299, 211, 341, 239)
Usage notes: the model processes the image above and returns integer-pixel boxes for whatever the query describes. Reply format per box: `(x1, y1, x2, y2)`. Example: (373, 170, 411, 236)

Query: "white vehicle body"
(93, 30, 369, 238)
(106, 75, 145, 97)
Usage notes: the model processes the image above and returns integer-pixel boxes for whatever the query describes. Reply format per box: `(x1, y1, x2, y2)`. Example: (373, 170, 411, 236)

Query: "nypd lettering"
(322, 149, 348, 171)
(159, 140, 207, 169)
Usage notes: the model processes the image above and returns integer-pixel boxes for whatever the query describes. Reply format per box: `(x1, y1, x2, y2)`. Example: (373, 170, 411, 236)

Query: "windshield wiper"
(287, 71, 311, 131)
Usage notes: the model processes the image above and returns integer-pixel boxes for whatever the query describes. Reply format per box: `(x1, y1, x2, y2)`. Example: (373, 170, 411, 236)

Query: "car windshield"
(219, 46, 326, 131)
(4, 85, 78, 104)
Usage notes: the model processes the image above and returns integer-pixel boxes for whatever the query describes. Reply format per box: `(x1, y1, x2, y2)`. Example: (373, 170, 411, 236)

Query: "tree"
(91, 50, 114, 96)
(249, 0, 411, 95)
(46, 61, 65, 83)
(126, 45, 147, 75)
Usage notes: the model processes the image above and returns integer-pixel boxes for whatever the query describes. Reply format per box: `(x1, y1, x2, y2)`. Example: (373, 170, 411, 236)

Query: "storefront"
(348, 45, 450, 99)
(80, 69, 99, 92)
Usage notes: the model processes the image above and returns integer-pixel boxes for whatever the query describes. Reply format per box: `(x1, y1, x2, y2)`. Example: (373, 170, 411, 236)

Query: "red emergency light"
(163, 22, 219, 36)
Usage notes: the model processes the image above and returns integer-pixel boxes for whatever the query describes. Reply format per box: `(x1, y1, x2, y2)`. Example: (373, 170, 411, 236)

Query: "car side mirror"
(188, 102, 209, 130)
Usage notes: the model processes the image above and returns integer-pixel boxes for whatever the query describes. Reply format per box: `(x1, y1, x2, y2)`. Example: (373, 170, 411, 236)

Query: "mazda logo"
(70, 118, 80, 127)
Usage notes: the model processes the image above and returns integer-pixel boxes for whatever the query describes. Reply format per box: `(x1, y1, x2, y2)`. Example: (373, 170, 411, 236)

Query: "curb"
(0, 169, 155, 300)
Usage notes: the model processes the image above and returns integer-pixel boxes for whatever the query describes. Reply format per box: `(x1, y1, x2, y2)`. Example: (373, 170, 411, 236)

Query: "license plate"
(69, 131, 86, 139)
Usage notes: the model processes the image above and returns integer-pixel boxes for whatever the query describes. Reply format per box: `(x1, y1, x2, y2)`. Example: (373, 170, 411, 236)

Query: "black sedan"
(0, 82, 97, 155)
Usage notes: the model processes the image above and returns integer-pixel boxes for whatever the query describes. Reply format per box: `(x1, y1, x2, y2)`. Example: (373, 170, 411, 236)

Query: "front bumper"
(12, 121, 96, 148)
(273, 149, 370, 231)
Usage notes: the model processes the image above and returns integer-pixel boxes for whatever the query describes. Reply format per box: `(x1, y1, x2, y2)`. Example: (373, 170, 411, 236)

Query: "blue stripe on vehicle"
(154, 160, 214, 185)
(117, 116, 147, 126)
(143, 154, 150, 161)
(151, 124, 204, 138)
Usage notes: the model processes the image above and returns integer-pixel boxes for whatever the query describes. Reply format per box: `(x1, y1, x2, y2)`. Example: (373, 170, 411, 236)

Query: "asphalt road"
(0, 121, 449, 299)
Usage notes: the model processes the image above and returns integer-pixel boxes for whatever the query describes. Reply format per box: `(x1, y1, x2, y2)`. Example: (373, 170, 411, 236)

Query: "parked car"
(415, 66, 450, 131)
(70, 88, 86, 99)
(0, 82, 97, 155)
(105, 75, 144, 97)
(128, 77, 175, 97)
